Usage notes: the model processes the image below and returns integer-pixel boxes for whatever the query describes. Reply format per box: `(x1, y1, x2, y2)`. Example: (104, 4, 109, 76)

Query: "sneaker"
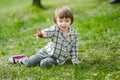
(8, 55, 26, 64)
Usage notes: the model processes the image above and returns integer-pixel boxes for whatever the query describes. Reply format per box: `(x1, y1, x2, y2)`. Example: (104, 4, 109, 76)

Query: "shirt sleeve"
(70, 34, 79, 63)
(41, 25, 56, 38)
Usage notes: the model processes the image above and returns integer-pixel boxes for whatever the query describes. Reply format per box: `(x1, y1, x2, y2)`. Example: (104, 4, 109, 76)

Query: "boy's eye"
(65, 20, 69, 22)
(59, 20, 69, 22)
(59, 20, 63, 22)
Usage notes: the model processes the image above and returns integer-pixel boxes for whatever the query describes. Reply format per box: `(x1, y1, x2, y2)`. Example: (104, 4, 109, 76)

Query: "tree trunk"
(33, 0, 43, 8)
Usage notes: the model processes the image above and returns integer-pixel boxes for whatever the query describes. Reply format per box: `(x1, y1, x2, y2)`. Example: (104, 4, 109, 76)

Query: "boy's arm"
(33, 25, 56, 39)
(70, 36, 80, 65)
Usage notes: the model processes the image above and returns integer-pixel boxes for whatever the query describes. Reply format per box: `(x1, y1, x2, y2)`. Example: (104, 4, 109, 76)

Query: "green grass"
(0, 0, 120, 80)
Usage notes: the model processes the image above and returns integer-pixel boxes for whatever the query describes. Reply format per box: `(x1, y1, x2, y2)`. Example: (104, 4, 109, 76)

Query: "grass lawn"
(0, 0, 120, 80)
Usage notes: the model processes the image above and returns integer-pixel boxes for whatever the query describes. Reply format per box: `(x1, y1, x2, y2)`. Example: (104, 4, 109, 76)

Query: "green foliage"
(0, 0, 120, 80)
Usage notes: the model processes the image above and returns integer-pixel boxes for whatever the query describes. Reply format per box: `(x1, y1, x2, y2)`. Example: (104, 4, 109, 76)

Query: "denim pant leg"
(22, 48, 49, 67)
(22, 54, 42, 67)
(40, 57, 57, 68)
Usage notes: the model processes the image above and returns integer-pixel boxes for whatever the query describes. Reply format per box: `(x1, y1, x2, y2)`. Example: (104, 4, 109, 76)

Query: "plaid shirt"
(40, 24, 79, 65)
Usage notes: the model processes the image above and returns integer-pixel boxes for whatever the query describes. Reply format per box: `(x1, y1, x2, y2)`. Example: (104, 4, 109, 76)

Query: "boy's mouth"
(62, 26, 67, 29)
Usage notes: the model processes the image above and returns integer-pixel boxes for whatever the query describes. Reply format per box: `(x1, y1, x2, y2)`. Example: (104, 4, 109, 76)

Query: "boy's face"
(56, 17, 71, 32)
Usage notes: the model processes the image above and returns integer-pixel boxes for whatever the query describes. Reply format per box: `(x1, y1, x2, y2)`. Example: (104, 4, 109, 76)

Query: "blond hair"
(54, 6, 74, 25)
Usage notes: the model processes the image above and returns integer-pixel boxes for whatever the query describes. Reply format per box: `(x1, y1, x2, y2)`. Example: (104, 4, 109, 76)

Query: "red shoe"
(8, 55, 26, 64)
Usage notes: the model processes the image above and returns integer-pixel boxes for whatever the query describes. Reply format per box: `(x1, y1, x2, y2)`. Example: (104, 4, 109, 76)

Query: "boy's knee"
(40, 57, 56, 68)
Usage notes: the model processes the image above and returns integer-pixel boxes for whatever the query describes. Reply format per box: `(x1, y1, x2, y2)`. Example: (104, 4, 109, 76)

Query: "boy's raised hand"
(33, 29, 48, 39)
(33, 29, 43, 39)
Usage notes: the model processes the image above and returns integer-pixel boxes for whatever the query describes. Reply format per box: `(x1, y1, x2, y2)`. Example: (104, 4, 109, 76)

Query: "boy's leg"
(40, 57, 57, 68)
(9, 48, 49, 67)
(22, 54, 42, 67)
(23, 49, 49, 67)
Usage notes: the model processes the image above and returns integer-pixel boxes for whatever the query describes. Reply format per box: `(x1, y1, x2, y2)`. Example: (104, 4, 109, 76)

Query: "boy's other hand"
(73, 60, 81, 65)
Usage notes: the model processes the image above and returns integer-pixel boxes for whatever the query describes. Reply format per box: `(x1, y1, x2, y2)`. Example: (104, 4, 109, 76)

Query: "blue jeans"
(22, 54, 57, 68)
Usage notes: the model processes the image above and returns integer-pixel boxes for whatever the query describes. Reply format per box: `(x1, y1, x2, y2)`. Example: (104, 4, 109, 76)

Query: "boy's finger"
(32, 34, 37, 37)
(36, 29, 41, 33)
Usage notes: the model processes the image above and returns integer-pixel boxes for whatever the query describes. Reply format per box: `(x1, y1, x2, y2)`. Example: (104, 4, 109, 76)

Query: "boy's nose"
(62, 22, 66, 25)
